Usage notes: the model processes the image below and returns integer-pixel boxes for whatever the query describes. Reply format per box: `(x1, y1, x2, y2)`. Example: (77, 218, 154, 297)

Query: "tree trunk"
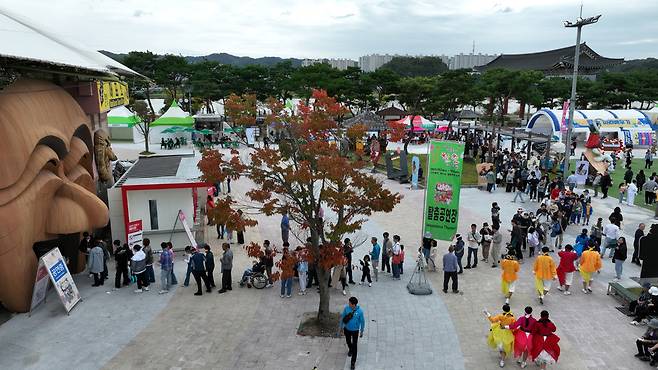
(145, 88, 155, 116)
(144, 130, 150, 153)
(316, 267, 332, 325)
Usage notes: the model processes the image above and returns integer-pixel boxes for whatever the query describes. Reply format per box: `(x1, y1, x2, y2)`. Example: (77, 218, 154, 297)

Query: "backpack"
(342, 308, 356, 324)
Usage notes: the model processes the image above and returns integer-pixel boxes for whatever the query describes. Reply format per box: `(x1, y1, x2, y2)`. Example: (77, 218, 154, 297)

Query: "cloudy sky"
(1, 0, 656, 60)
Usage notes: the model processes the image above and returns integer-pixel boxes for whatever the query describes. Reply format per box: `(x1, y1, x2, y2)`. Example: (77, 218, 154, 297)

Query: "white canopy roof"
(0, 8, 139, 77)
(107, 105, 136, 117)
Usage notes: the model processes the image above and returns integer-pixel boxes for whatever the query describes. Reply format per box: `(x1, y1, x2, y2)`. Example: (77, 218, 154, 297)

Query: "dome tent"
(108, 105, 143, 143)
(526, 108, 656, 146)
(149, 100, 194, 144)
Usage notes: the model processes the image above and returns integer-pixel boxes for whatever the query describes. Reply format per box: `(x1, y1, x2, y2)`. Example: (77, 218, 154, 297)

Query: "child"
(399, 245, 405, 274)
(359, 255, 372, 287)
(574, 229, 590, 256)
(582, 201, 593, 225)
(296, 247, 308, 295)
(571, 201, 582, 225)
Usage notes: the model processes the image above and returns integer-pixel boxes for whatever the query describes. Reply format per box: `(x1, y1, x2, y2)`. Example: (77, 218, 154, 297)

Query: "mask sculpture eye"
(0, 79, 109, 312)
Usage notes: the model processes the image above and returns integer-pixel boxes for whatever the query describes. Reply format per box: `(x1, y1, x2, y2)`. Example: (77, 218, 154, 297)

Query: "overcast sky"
(1, 0, 656, 60)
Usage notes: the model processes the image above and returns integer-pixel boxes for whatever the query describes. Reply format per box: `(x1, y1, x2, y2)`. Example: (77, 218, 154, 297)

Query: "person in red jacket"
(556, 245, 578, 295)
(530, 310, 560, 369)
(508, 306, 536, 368)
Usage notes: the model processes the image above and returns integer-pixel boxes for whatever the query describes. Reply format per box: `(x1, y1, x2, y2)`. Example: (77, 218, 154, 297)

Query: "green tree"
(268, 61, 297, 102)
(153, 54, 189, 100)
(367, 68, 401, 109)
(381, 56, 448, 77)
(538, 77, 571, 108)
(629, 70, 658, 110)
(429, 69, 481, 124)
(511, 70, 544, 118)
(479, 68, 518, 124)
(289, 63, 344, 102)
(122, 51, 158, 115)
(397, 76, 435, 115)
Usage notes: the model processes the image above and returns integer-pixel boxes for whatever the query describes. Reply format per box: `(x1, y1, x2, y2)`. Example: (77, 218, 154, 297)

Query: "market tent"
(151, 100, 194, 127)
(107, 105, 143, 143)
(526, 108, 656, 146)
(394, 115, 436, 130)
(149, 100, 195, 144)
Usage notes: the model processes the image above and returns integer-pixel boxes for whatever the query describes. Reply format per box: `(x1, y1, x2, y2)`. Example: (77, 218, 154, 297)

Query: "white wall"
(127, 188, 195, 232)
(108, 187, 125, 244)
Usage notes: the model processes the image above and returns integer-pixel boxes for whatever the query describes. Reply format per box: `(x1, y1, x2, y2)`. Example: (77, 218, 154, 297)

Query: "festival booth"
(526, 109, 656, 147)
(149, 100, 194, 144)
(394, 115, 436, 131)
(108, 105, 143, 143)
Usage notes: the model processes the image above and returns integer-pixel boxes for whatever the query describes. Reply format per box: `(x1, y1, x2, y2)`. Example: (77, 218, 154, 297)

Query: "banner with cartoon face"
(424, 140, 464, 241)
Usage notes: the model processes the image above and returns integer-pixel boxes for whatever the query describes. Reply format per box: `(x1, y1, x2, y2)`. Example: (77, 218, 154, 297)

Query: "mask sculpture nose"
(46, 180, 108, 235)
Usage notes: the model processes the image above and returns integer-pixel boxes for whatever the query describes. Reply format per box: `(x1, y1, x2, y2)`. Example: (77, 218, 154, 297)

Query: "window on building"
(149, 200, 159, 230)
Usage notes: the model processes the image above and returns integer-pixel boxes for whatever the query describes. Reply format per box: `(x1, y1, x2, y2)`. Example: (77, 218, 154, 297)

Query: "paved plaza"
(0, 146, 656, 370)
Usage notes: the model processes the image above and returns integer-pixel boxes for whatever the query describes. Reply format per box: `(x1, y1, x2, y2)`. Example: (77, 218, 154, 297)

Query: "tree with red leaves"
(198, 90, 401, 325)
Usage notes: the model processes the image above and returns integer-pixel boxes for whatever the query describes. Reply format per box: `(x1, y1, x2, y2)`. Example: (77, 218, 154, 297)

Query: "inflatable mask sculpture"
(0, 79, 109, 312)
(94, 130, 117, 184)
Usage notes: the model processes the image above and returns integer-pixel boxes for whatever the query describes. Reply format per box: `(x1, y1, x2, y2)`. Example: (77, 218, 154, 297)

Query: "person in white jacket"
(527, 227, 540, 258)
(465, 224, 482, 269)
(627, 180, 638, 206)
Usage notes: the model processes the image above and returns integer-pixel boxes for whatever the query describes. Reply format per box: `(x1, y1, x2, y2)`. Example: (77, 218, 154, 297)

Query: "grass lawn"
(570, 158, 656, 210)
(388, 152, 479, 186)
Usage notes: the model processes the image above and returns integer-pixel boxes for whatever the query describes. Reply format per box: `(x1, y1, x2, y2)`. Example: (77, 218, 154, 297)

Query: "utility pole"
(562, 9, 601, 181)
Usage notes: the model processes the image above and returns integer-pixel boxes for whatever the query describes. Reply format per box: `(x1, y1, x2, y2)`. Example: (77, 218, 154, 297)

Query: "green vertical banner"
(424, 140, 464, 241)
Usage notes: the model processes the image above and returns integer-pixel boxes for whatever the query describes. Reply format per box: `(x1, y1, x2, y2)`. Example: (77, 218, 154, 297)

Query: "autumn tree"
(198, 90, 401, 327)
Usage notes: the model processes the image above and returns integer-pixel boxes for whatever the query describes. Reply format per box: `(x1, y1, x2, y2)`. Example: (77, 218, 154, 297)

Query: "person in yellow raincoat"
(579, 245, 602, 294)
(501, 253, 520, 304)
(533, 246, 557, 304)
(485, 304, 516, 368)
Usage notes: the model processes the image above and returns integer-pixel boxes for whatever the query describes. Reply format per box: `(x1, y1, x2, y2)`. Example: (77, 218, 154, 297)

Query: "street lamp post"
(562, 12, 601, 181)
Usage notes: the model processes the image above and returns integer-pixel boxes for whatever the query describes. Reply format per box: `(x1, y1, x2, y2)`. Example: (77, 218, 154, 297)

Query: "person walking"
(280, 212, 290, 244)
(600, 171, 612, 199)
(391, 235, 402, 280)
(627, 180, 639, 206)
(454, 234, 465, 273)
(509, 306, 536, 369)
(167, 242, 178, 286)
(358, 255, 372, 287)
(633, 223, 646, 265)
(513, 177, 526, 203)
(646, 149, 654, 169)
(579, 246, 602, 294)
(190, 247, 211, 296)
(500, 253, 520, 304)
(296, 246, 308, 295)
(113, 242, 132, 289)
(485, 304, 516, 368)
(465, 224, 481, 269)
(130, 245, 149, 293)
(88, 242, 105, 287)
(218, 243, 233, 294)
(204, 244, 216, 288)
(339, 296, 366, 370)
(382, 232, 393, 274)
(592, 173, 602, 197)
(480, 223, 493, 264)
(491, 225, 503, 268)
(533, 247, 557, 304)
(644, 176, 658, 205)
(529, 310, 561, 370)
(183, 246, 193, 287)
(343, 238, 356, 284)
(601, 222, 620, 258)
(442, 245, 459, 293)
(142, 238, 156, 284)
(612, 237, 628, 281)
(369, 237, 381, 282)
(556, 245, 578, 295)
(527, 227, 540, 258)
(158, 242, 173, 294)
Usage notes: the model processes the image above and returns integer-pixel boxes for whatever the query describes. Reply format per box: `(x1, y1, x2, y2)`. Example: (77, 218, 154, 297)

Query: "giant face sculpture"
(0, 79, 109, 312)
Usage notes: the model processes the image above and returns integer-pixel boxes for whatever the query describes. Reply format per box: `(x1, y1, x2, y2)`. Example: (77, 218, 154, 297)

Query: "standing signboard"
(245, 127, 256, 146)
(29, 259, 50, 313)
(575, 160, 589, 185)
(560, 100, 570, 133)
(423, 140, 465, 241)
(178, 210, 198, 248)
(127, 219, 143, 249)
(41, 248, 81, 314)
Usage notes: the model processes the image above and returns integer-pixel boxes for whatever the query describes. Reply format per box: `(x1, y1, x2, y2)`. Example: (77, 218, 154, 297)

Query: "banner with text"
(575, 160, 589, 185)
(127, 220, 143, 249)
(30, 259, 50, 312)
(424, 140, 464, 241)
(178, 210, 197, 248)
(42, 248, 81, 314)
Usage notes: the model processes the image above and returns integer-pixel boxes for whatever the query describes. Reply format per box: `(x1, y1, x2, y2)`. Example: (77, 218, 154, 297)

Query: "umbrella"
(198, 129, 213, 134)
(162, 126, 185, 134)
(435, 125, 450, 132)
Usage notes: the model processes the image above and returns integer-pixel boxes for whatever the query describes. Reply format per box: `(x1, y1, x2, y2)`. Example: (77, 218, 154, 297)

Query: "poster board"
(42, 248, 81, 314)
(178, 210, 197, 248)
(575, 160, 589, 185)
(29, 259, 50, 313)
(423, 140, 464, 241)
(411, 156, 420, 189)
(245, 127, 256, 146)
(127, 219, 143, 249)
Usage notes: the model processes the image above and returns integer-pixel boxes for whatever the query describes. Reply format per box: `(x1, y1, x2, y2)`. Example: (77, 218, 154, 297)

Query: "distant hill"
(99, 50, 302, 68)
(609, 58, 658, 72)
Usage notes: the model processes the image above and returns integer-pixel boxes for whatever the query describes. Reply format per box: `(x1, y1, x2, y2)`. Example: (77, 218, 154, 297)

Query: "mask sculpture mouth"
(0, 79, 108, 313)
